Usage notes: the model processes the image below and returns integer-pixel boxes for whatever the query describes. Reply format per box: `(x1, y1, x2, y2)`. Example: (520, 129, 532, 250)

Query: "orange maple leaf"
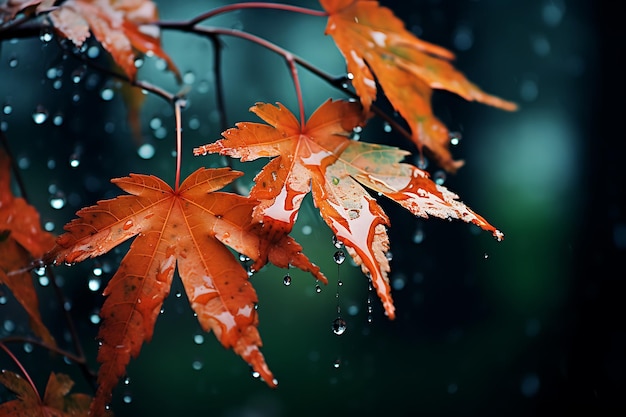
(47, 0, 179, 81)
(0, 370, 98, 417)
(194, 99, 503, 319)
(0, 148, 56, 347)
(320, 0, 517, 172)
(44, 167, 325, 416)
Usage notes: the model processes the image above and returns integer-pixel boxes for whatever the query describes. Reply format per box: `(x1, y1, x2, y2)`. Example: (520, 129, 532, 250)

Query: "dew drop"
(32, 106, 49, 124)
(88, 278, 101, 292)
(332, 317, 347, 335)
(49, 192, 66, 209)
(333, 250, 346, 264)
(283, 274, 291, 286)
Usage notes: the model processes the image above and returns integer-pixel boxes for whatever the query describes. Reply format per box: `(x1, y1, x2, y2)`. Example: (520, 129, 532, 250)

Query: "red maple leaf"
(44, 167, 325, 416)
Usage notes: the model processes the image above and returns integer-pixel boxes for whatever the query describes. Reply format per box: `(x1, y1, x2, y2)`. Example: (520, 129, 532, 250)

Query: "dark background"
(1, 1, 624, 416)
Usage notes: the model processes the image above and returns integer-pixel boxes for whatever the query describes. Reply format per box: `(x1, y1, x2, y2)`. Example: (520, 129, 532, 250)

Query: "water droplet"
(433, 170, 446, 185)
(69, 153, 81, 168)
(3, 104, 12, 115)
(44, 221, 55, 231)
(0, 295, 7, 305)
(447, 383, 458, 394)
(71, 66, 86, 84)
(315, 283, 322, 293)
(385, 251, 393, 261)
(17, 156, 29, 169)
(123, 395, 132, 404)
(92, 263, 103, 276)
(452, 25, 474, 51)
(197, 80, 210, 93)
(175, 290, 182, 298)
(3, 320, 15, 332)
(283, 274, 291, 286)
(23, 342, 33, 353)
(413, 224, 425, 244)
(332, 235, 343, 249)
(40, 29, 53, 43)
(239, 254, 250, 263)
(301, 225, 312, 235)
(87, 45, 100, 58)
(183, 71, 196, 84)
(89, 313, 101, 324)
(137, 143, 155, 159)
(415, 155, 428, 170)
(52, 113, 63, 126)
(449, 131, 462, 146)
(331, 176, 340, 185)
(49, 192, 66, 209)
(333, 250, 346, 264)
(134, 58, 144, 68)
(88, 278, 101, 292)
(149, 117, 162, 130)
(383, 122, 392, 133)
(8, 56, 18, 68)
(332, 317, 347, 335)
(188, 117, 200, 130)
(32, 106, 48, 124)
(100, 88, 114, 101)
(332, 358, 341, 368)
(251, 369, 260, 379)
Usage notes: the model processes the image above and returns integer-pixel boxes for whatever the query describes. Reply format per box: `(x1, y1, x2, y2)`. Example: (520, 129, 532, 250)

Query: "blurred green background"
(1, 0, 623, 416)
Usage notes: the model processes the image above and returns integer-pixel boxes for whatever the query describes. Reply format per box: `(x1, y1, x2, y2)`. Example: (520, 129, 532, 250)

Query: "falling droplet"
(69, 153, 80, 168)
(333, 250, 346, 264)
(315, 283, 322, 293)
(332, 358, 341, 368)
(32, 106, 49, 124)
(123, 376, 131, 385)
(283, 274, 292, 286)
(332, 317, 347, 335)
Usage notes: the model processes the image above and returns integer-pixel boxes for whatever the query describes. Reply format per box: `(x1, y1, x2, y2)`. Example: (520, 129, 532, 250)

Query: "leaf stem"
(173, 98, 186, 192)
(0, 342, 40, 400)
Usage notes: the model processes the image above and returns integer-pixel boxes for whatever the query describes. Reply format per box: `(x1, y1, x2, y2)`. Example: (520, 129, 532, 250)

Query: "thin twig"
(0, 342, 41, 399)
(184, 2, 327, 27)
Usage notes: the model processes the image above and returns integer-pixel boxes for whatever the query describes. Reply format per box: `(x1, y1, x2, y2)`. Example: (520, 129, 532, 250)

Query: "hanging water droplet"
(332, 317, 347, 335)
(449, 131, 462, 146)
(315, 283, 322, 293)
(92, 263, 103, 276)
(383, 122, 392, 132)
(88, 277, 101, 292)
(49, 191, 66, 209)
(175, 290, 182, 298)
(333, 250, 346, 264)
(283, 274, 291, 286)
(332, 358, 341, 368)
(483, 252, 489, 259)
(32, 106, 48, 124)
(39, 276, 50, 286)
(251, 369, 260, 379)
(193, 334, 204, 344)
(332, 235, 343, 249)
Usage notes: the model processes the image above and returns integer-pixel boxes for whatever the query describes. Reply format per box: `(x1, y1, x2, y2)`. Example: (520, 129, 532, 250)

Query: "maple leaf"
(44, 167, 325, 416)
(0, 148, 56, 347)
(47, 0, 180, 81)
(193, 99, 503, 320)
(0, 370, 97, 417)
(320, 0, 517, 172)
